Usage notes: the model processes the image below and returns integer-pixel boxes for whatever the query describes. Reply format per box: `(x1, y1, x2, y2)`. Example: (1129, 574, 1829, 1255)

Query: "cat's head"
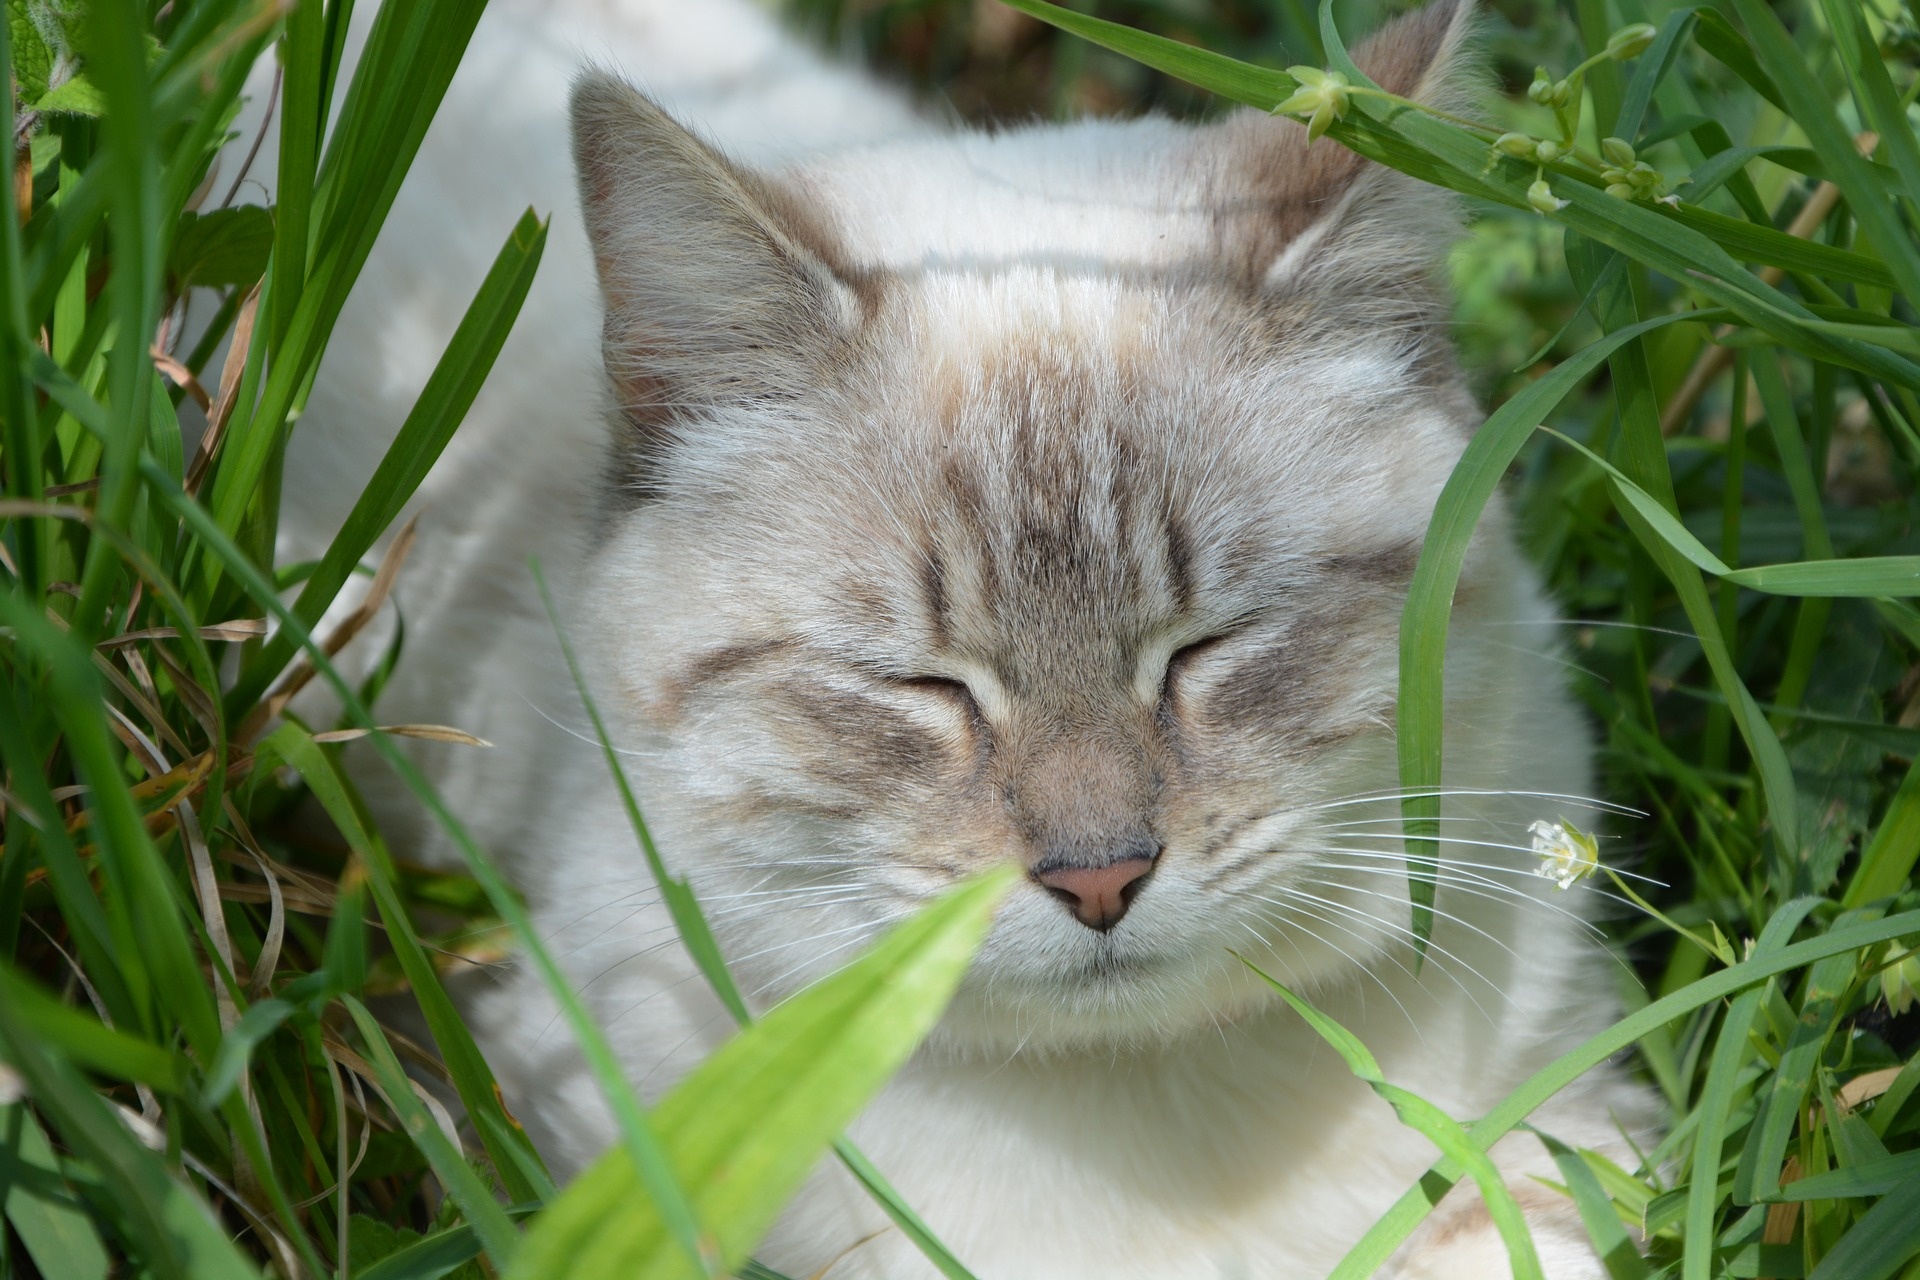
(568, 0, 1575, 1052)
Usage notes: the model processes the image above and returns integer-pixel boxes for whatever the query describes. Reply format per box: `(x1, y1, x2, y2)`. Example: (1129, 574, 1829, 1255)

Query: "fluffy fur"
(255, 1, 1654, 1275)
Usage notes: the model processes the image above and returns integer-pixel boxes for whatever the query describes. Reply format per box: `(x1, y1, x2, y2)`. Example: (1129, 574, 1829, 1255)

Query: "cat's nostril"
(1034, 858, 1157, 932)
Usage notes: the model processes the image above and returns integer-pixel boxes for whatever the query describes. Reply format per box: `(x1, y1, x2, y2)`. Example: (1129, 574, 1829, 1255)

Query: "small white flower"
(1529, 819, 1600, 889)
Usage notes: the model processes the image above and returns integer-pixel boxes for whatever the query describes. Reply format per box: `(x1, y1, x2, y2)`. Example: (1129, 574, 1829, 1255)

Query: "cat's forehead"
(785, 118, 1243, 273)
(748, 296, 1464, 655)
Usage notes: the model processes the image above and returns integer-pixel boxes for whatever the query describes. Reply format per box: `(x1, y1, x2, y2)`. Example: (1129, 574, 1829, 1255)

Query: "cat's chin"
(922, 944, 1295, 1058)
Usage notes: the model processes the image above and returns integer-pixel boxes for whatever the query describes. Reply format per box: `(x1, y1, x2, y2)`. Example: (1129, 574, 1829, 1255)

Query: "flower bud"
(1629, 160, 1662, 188)
(1527, 69, 1556, 104)
(1600, 137, 1637, 168)
(1533, 139, 1564, 164)
(1275, 67, 1351, 142)
(1606, 182, 1636, 200)
(1607, 23, 1658, 60)
(1527, 178, 1569, 215)
(1494, 132, 1537, 158)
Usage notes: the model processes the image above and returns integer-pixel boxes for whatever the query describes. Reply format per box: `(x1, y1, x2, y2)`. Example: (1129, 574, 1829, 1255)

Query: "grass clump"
(3, 1, 1918, 1278)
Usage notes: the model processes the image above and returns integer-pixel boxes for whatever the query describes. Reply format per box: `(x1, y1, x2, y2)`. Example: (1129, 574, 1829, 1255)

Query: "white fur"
(241, 3, 1653, 1276)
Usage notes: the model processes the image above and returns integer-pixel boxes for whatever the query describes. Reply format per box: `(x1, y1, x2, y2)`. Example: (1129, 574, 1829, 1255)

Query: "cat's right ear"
(570, 73, 858, 444)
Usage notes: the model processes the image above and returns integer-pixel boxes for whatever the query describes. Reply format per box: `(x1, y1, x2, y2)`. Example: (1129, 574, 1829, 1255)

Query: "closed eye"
(1156, 631, 1242, 704)
(891, 674, 978, 710)
(1169, 634, 1233, 674)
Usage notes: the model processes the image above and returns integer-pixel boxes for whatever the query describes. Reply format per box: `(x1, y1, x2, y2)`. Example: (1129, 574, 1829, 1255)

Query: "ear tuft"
(570, 71, 857, 475)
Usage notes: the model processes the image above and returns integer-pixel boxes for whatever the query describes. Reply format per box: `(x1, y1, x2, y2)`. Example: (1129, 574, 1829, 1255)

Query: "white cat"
(262, 1, 1653, 1275)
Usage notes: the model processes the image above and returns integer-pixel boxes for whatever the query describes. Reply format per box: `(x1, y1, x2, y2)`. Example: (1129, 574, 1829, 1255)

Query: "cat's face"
(571, 0, 1545, 1050)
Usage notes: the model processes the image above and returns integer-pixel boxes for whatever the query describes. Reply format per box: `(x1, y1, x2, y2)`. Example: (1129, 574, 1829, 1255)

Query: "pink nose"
(1034, 859, 1156, 931)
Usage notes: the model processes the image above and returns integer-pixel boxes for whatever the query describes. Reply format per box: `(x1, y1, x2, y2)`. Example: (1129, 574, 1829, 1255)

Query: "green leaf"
(993, 0, 1292, 109)
(356, 1209, 540, 1280)
(507, 867, 1016, 1280)
(7, 0, 51, 101)
(0, 1103, 110, 1280)
(1541, 427, 1919, 598)
(201, 999, 297, 1108)
(169, 205, 274, 291)
(1820, 0, 1920, 232)
(0, 968, 185, 1093)
(33, 71, 104, 115)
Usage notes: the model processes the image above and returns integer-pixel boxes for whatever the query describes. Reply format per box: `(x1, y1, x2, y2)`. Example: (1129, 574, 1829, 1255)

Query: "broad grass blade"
(506, 868, 1016, 1280)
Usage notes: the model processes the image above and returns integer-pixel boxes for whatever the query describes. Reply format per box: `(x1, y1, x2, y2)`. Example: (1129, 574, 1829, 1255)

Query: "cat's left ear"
(571, 72, 860, 472)
(1200, 0, 1477, 307)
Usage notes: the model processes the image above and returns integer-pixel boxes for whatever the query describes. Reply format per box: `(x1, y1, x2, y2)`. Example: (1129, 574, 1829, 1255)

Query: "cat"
(258, 0, 1656, 1275)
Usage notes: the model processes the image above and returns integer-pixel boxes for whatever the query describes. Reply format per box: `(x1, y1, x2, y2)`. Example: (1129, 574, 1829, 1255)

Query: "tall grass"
(2, 1, 1916, 1278)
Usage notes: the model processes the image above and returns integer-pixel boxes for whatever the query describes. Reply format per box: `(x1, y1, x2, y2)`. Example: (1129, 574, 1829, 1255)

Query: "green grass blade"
(1737, 948, 1873, 1204)
(0, 969, 186, 1093)
(0, 0, 47, 601)
(270, 0, 324, 352)
(538, 565, 984, 1280)
(0, 983, 265, 1280)
(1398, 311, 1699, 950)
(340, 996, 523, 1265)
(1771, 1150, 1920, 1202)
(1844, 756, 1920, 908)
(1684, 986, 1763, 1280)
(1804, 1173, 1920, 1280)
(0, 596, 221, 1056)
(1331, 909, 1920, 1275)
(233, 208, 548, 710)
(1249, 961, 1545, 1280)
(71, 0, 163, 641)
(1613, 8, 1696, 140)
(1820, 0, 1920, 226)
(355, 1207, 542, 1280)
(203, 0, 492, 581)
(506, 868, 1016, 1280)
(1534, 1132, 1652, 1280)
(992, 0, 1292, 108)
(1542, 427, 1917, 597)
(1727, 0, 1920, 308)
(133, 451, 717, 1277)
(266, 721, 553, 1204)
(0, 1102, 110, 1280)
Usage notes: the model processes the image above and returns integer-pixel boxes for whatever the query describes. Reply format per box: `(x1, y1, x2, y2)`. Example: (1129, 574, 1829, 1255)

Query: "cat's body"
(258, 2, 1652, 1275)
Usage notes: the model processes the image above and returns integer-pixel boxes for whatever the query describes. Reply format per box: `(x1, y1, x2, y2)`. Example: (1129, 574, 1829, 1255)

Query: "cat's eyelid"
(883, 662, 1008, 720)
(1135, 620, 1256, 703)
